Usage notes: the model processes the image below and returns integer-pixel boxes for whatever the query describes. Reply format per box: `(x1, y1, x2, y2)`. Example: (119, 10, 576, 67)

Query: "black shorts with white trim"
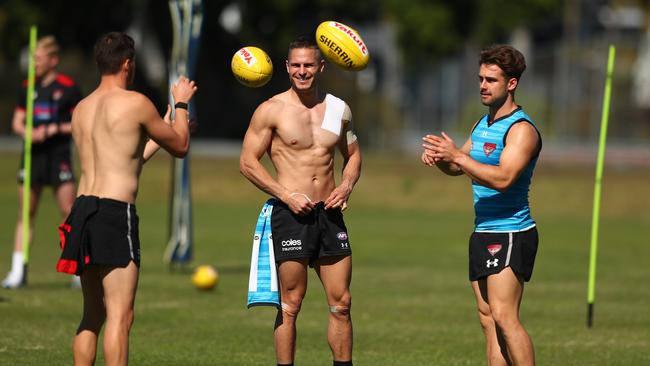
(468, 227, 538, 282)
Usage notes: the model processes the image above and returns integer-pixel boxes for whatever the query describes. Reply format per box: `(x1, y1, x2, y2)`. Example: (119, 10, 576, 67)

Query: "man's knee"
(125, 310, 135, 329)
(490, 305, 519, 330)
(119, 308, 135, 330)
(281, 301, 302, 318)
(105, 307, 135, 332)
(476, 303, 495, 330)
(329, 292, 352, 317)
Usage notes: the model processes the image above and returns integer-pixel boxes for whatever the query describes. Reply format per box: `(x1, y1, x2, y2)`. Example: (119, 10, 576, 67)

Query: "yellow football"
(191, 265, 219, 290)
(231, 46, 273, 87)
(315, 21, 369, 71)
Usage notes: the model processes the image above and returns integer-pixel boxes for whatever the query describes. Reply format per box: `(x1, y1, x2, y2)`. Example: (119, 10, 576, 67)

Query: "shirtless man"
(240, 37, 362, 366)
(56, 32, 197, 366)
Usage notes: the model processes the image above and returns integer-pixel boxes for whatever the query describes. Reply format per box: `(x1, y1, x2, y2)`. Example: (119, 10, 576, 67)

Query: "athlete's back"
(73, 73, 195, 204)
(73, 87, 152, 203)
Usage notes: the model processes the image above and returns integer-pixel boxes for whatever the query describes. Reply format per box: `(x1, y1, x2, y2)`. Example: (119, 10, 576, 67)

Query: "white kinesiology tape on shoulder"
(321, 94, 345, 136)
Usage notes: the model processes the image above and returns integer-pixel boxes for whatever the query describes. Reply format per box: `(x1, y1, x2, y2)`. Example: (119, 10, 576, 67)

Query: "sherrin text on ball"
(315, 21, 369, 71)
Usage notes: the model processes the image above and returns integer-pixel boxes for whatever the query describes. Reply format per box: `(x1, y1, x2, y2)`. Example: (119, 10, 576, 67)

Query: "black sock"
(277, 364, 293, 366)
(333, 361, 352, 366)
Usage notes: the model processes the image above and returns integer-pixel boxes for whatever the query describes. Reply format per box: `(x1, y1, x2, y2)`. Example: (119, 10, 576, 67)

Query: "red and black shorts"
(57, 195, 140, 275)
(469, 227, 538, 282)
(271, 201, 352, 265)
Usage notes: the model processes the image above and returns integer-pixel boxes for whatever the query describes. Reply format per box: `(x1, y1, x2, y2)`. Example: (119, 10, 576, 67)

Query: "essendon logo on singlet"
(483, 143, 496, 157)
(487, 244, 502, 256)
(237, 48, 257, 66)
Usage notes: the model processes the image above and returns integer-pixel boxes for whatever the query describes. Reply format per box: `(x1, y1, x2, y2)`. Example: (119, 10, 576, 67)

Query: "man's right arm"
(139, 98, 188, 158)
(239, 101, 314, 215)
(240, 101, 288, 200)
(142, 105, 171, 162)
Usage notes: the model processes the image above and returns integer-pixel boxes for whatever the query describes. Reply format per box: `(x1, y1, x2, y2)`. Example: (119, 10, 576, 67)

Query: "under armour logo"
(486, 258, 499, 268)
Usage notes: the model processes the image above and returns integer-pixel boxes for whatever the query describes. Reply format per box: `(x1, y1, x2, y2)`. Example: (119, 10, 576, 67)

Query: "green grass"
(0, 151, 648, 365)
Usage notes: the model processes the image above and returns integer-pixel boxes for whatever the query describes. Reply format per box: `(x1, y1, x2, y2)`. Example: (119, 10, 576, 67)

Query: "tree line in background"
(0, 0, 564, 140)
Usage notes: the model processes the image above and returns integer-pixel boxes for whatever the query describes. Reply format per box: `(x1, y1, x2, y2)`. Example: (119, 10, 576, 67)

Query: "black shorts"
(57, 195, 141, 275)
(271, 201, 351, 265)
(18, 143, 75, 187)
(469, 227, 538, 282)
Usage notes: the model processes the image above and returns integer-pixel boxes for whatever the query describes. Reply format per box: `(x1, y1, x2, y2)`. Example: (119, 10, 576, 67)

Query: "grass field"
(0, 150, 648, 365)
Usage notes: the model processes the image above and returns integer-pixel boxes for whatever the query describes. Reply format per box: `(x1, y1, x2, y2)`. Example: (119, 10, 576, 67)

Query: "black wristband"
(174, 102, 189, 110)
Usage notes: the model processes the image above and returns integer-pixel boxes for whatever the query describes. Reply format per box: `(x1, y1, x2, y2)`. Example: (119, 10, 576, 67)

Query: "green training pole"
(587, 44, 615, 328)
(22, 26, 38, 264)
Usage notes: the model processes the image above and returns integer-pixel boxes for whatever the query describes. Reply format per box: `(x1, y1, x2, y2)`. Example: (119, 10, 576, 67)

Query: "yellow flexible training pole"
(587, 44, 615, 328)
(22, 26, 38, 264)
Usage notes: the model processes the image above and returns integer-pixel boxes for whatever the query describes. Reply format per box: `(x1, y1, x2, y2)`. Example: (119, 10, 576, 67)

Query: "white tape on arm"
(342, 103, 357, 145)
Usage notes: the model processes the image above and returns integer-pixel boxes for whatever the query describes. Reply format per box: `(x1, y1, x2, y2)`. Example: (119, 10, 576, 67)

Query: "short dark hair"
(288, 36, 321, 58)
(94, 32, 135, 75)
(479, 45, 526, 80)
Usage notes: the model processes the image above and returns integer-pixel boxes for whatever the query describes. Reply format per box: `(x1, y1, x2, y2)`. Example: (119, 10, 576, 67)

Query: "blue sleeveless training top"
(469, 107, 541, 232)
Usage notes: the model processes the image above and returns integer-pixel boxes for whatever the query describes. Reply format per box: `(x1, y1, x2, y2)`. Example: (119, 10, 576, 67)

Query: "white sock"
(10, 252, 24, 276)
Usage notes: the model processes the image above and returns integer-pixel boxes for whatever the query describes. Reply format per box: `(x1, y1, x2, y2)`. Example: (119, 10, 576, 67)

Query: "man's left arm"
(325, 106, 362, 210)
(429, 123, 539, 192)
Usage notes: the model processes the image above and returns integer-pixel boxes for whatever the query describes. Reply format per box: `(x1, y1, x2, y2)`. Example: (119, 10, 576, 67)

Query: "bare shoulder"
(121, 90, 155, 109)
(72, 94, 91, 113)
(111, 91, 158, 123)
(71, 92, 98, 121)
(263, 94, 286, 110)
(251, 94, 285, 126)
(267, 91, 292, 109)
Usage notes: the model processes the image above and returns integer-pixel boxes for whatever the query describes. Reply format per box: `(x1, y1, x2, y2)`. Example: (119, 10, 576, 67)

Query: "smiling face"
(478, 63, 518, 107)
(286, 47, 324, 92)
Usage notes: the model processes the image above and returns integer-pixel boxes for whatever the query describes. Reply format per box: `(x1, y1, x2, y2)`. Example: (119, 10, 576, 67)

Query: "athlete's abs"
(270, 104, 339, 202)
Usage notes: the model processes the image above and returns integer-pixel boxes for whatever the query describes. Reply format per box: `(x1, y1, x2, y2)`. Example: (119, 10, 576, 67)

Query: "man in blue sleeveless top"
(421, 45, 541, 366)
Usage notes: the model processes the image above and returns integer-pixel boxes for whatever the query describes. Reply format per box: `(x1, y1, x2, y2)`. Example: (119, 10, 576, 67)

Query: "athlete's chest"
(470, 121, 509, 165)
(274, 104, 339, 149)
